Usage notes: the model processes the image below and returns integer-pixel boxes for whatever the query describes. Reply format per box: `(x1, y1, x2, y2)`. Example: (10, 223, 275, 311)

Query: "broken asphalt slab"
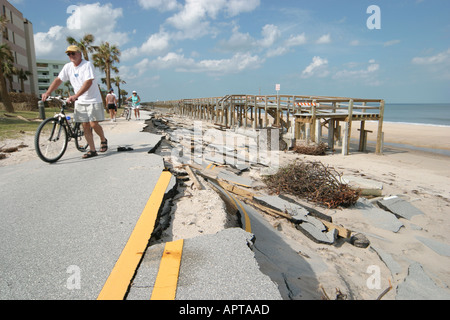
(396, 262, 450, 300)
(415, 236, 450, 257)
(253, 195, 309, 220)
(355, 198, 404, 233)
(254, 195, 336, 244)
(342, 175, 383, 196)
(377, 196, 425, 220)
(127, 228, 283, 300)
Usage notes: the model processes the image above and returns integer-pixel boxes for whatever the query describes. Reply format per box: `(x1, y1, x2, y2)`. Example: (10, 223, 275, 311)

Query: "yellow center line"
(221, 187, 252, 233)
(232, 194, 252, 233)
(150, 239, 184, 300)
(97, 171, 173, 300)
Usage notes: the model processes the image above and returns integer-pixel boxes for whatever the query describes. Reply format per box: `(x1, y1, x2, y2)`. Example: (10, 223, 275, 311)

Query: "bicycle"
(34, 96, 88, 163)
(121, 101, 132, 121)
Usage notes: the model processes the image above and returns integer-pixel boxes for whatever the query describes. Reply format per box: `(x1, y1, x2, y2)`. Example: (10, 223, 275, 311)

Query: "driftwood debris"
(262, 160, 360, 209)
(0, 144, 28, 154)
(183, 164, 204, 190)
(293, 142, 327, 156)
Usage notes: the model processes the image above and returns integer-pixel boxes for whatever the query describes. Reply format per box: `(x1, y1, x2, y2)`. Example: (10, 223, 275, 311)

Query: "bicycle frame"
(48, 98, 79, 139)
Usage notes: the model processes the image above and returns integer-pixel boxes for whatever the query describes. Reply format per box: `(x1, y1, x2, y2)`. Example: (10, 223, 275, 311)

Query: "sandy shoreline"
(359, 121, 450, 152)
(1, 111, 450, 300)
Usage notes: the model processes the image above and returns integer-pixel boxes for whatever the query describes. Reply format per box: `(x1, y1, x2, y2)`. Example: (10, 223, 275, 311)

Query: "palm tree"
(18, 68, 32, 92)
(92, 41, 120, 92)
(120, 89, 128, 106)
(0, 43, 14, 112)
(0, 15, 14, 112)
(112, 76, 126, 107)
(66, 34, 96, 61)
(2, 60, 17, 91)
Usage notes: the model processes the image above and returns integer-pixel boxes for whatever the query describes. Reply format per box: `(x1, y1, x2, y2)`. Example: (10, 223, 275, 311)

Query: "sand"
(358, 121, 450, 151)
(2, 111, 449, 300)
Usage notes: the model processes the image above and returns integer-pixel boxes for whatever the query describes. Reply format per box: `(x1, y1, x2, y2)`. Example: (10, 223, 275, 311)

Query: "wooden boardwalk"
(158, 94, 385, 155)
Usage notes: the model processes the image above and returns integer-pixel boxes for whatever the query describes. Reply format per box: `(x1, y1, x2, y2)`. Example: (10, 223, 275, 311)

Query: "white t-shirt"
(58, 60, 102, 104)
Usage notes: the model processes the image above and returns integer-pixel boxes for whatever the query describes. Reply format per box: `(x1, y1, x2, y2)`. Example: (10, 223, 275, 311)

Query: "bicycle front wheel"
(35, 118, 68, 163)
(74, 123, 88, 152)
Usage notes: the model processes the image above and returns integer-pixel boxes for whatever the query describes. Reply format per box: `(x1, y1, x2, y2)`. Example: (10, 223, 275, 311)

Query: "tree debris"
(293, 142, 327, 156)
(262, 160, 360, 209)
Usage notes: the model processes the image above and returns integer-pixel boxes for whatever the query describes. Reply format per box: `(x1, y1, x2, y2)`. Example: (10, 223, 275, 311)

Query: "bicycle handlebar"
(45, 96, 67, 103)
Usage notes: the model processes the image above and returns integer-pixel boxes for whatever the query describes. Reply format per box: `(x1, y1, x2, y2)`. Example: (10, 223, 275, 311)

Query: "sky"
(9, 0, 450, 103)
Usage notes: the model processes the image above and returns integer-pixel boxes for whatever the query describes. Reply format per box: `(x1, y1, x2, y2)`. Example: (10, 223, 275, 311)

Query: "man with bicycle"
(41, 45, 108, 159)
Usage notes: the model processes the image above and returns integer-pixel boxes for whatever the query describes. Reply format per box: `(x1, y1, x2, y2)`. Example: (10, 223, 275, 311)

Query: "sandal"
(100, 139, 108, 153)
(82, 151, 98, 159)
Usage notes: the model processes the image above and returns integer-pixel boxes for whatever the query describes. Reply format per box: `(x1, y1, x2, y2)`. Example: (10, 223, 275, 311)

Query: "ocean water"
(383, 103, 450, 127)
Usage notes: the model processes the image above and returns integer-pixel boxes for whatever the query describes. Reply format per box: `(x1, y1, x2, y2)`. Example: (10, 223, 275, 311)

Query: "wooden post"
(264, 96, 268, 127)
(315, 119, 322, 143)
(276, 95, 280, 126)
(376, 100, 385, 155)
(328, 119, 335, 150)
(253, 96, 257, 129)
(344, 99, 354, 155)
(310, 101, 317, 143)
(359, 121, 365, 151)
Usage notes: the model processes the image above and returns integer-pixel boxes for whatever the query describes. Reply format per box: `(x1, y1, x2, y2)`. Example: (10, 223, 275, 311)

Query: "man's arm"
(67, 79, 93, 103)
(42, 77, 63, 101)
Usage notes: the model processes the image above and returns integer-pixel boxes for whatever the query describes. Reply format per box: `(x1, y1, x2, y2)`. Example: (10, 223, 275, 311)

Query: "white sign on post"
(275, 84, 280, 91)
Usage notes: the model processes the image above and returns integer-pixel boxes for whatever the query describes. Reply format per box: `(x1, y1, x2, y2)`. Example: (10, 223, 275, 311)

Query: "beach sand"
(358, 121, 450, 151)
(1, 111, 449, 300)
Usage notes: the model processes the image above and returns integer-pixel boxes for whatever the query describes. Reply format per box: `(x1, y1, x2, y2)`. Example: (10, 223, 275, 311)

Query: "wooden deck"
(158, 94, 385, 155)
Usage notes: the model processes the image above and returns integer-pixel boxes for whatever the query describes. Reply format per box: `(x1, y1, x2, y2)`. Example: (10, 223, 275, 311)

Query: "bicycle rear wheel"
(34, 118, 68, 163)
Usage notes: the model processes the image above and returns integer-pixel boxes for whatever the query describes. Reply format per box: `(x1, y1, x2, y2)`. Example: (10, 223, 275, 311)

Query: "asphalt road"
(0, 111, 297, 301)
(0, 115, 164, 299)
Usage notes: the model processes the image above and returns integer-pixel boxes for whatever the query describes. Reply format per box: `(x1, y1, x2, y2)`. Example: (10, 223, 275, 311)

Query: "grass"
(0, 110, 42, 141)
(0, 107, 111, 141)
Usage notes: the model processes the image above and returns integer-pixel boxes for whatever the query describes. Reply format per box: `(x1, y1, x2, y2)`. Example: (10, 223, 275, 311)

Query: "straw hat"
(65, 45, 81, 53)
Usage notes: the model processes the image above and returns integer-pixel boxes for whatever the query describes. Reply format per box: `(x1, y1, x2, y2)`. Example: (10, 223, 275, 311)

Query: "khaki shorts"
(74, 102, 105, 123)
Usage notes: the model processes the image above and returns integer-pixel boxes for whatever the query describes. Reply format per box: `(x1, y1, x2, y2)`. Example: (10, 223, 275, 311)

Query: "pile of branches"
(262, 160, 360, 209)
(293, 142, 327, 156)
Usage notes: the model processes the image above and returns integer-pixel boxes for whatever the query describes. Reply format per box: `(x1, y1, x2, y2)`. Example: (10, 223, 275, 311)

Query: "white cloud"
(412, 49, 450, 65)
(34, 26, 66, 57)
(266, 33, 307, 58)
(288, 33, 307, 47)
(165, 0, 260, 40)
(218, 25, 255, 52)
(138, 0, 181, 12)
(333, 60, 381, 86)
(316, 34, 331, 44)
(34, 3, 128, 59)
(135, 51, 263, 75)
(384, 39, 401, 47)
(122, 31, 171, 61)
(258, 24, 281, 48)
(226, 0, 260, 16)
(302, 56, 329, 78)
(66, 3, 127, 44)
(191, 52, 263, 73)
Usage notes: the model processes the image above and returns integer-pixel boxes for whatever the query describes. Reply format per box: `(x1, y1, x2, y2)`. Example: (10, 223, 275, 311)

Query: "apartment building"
(0, 0, 37, 95)
(36, 59, 66, 97)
